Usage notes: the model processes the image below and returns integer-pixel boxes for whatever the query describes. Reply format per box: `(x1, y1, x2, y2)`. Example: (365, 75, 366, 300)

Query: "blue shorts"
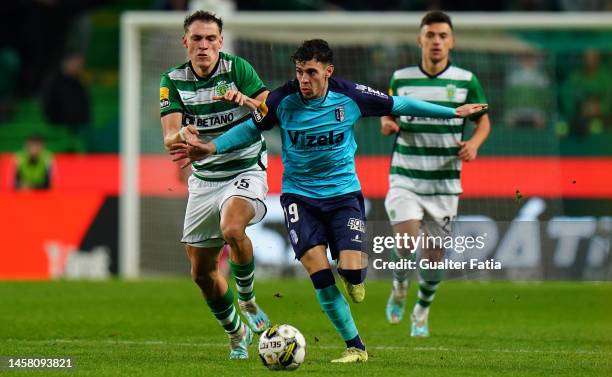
(280, 191, 366, 260)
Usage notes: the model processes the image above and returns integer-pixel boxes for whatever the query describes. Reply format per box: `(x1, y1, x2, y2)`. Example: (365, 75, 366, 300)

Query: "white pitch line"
(4, 338, 606, 356)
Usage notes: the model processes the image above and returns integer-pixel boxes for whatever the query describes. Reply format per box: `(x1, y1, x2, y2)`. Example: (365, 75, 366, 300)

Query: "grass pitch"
(1, 279, 611, 376)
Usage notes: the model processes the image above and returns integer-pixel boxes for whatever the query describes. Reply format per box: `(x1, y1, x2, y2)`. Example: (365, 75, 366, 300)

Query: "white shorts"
(182, 170, 268, 248)
(384, 186, 458, 238)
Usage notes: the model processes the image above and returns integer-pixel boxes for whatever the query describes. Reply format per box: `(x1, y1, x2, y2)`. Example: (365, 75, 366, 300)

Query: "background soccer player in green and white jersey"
(380, 11, 491, 337)
(160, 11, 270, 359)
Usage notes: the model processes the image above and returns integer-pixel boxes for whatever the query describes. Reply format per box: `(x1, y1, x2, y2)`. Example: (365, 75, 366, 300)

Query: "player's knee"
(221, 223, 247, 244)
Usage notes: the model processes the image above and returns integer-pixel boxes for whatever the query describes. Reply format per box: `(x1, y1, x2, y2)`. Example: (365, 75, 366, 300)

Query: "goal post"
(120, 11, 612, 278)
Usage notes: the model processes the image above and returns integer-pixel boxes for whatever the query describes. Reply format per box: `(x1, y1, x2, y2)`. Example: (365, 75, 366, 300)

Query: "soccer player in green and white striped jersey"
(160, 11, 270, 359)
(381, 11, 491, 337)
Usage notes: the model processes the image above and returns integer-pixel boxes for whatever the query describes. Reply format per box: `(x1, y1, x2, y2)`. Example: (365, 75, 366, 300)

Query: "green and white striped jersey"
(160, 52, 267, 181)
(388, 64, 487, 195)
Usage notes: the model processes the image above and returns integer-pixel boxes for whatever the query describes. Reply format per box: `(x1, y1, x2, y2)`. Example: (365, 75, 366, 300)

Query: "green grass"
(1, 279, 611, 376)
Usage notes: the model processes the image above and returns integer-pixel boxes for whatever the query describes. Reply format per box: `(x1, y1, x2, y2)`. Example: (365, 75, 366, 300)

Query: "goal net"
(121, 11, 612, 278)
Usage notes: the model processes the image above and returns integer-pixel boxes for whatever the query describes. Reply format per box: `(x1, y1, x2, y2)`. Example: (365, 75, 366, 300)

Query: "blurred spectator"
(14, 134, 53, 190)
(40, 8, 94, 142)
(504, 52, 550, 129)
(15, 0, 107, 98)
(41, 52, 91, 136)
(561, 49, 612, 136)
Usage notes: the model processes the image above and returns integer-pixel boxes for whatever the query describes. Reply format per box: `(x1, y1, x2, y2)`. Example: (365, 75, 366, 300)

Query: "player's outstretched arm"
(391, 96, 487, 119)
(213, 89, 268, 111)
(455, 103, 489, 118)
(213, 118, 262, 153)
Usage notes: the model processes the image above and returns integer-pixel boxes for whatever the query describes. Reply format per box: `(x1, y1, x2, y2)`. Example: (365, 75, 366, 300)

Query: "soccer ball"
(258, 324, 306, 370)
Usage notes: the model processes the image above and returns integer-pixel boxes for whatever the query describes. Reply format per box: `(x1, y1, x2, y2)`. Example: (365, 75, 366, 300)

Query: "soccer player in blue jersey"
(171, 39, 486, 363)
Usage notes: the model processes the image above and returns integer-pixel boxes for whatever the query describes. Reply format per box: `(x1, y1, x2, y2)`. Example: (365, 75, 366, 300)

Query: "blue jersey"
(254, 77, 393, 198)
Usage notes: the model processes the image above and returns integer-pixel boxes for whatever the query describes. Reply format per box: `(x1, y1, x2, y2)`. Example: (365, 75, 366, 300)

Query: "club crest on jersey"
(446, 84, 457, 101)
(335, 106, 345, 122)
(215, 80, 230, 96)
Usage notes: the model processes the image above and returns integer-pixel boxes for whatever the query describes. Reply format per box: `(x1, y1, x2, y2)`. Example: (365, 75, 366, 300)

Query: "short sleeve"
(466, 74, 487, 104)
(160, 74, 184, 116)
(234, 57, 267, 98)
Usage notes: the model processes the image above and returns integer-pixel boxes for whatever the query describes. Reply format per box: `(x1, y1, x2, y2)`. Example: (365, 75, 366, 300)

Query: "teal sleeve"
(212, 118, 262, 154)
(391, 96, 456, 118)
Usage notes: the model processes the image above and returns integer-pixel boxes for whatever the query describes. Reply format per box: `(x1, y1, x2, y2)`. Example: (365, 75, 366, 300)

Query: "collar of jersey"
(188, 55, 222, 82)
(418, 60, 452, 79)
(298, 83, 330, 107)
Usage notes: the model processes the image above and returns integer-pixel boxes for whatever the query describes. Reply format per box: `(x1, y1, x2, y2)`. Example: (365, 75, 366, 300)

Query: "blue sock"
(337, 267, 367, 285)
(310, 269, 335, 289)
(345, 334, 366, 350)
(310, 269, 359, 342)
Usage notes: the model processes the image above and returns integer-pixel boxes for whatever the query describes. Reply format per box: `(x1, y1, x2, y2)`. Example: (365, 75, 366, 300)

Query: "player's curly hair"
(183, 10, 223, 33)
(420, 10, 453, 30)
(291, 39, 333, 65)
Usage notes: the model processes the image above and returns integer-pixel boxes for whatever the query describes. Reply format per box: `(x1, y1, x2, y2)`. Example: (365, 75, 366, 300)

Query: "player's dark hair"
(183, 10, 223, 33)
(420, 11, 453, 30)
(291, 39, 333, 65)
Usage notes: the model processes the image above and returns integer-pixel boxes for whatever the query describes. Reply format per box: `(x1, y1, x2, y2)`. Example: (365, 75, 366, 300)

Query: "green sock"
(206, 288, 242, 334)
(416, 275, 440, 309)
(229, 257, 256, 302)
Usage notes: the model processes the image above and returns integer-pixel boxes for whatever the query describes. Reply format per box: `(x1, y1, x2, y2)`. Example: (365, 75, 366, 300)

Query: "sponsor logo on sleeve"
(253, 101, 268, 123)
(355, 83, 388, 99)
(160, 87, 170, 108)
